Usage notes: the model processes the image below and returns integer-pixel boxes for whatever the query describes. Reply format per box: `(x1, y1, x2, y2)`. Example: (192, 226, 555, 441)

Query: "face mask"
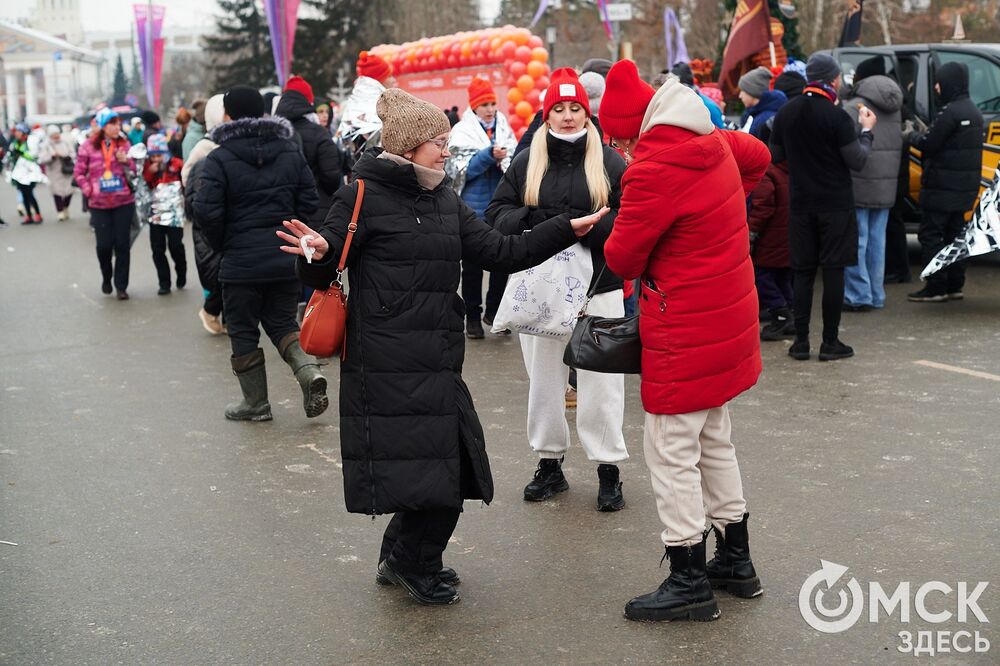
(548, 127, 588, 143)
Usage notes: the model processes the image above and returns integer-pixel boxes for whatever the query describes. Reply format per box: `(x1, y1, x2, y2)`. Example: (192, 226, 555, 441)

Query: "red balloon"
(534, 75, 550, 91)
(508, 104, 517, 116)
(450, 42, 462, 55)
(509, 114, 525, 131)
(514, 45, 533, 63)
(526, 89, 541, 107)
(500, 41, 517, 59)
(510, 61, 527, 78)
(528, 35, 544, 49)
(447, 54, 458, 68)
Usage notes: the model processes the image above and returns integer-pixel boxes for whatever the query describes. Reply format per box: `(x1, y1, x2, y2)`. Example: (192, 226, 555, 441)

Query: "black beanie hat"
(854, 57, 886, 83)
(774, 70, 807, 99)
(140, 110, 160, 126)
(224, 86, 265, 121)
(806, 53, 842, 83)
(671, 62, 694, 86)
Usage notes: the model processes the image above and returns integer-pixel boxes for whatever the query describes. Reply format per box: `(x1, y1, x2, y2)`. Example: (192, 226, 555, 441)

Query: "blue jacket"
(698, 91, 725, 129)
(461, 142, 503, 218)
(741, 90, 787, 139)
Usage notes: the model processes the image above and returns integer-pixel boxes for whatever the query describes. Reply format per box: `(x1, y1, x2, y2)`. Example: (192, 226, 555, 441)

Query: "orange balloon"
(461, 42, 473, 57)
(526, 60, 545, 78)
(531, 47, 549, 63)
(516, 74, 535, 94)
(513, 28, 531, 46)
(507, 87, 524, 104)
(516, 100, 534, 119)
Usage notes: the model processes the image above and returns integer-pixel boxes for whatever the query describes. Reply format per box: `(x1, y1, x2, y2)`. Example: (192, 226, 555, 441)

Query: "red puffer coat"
(604, 80, 770, 415)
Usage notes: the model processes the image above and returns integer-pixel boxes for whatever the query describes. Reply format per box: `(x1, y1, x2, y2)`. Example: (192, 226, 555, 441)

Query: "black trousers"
(379, 508, 462, 574)
(462, 261, 507, 322)
(149, 225, 187, 289)
(884, 211, 911, 282)
(793, 267, 845, 344)
(53, 194, 73, 212)
(222, 280, 300, 356)
(92, 204, 135, 291)
(919, 209, 967, 295)
(16, 183, 41, 217)
(204, 289, 223, 318)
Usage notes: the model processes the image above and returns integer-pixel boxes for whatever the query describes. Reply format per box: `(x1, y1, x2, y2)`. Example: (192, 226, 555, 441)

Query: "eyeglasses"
(425, 137, 449, 151)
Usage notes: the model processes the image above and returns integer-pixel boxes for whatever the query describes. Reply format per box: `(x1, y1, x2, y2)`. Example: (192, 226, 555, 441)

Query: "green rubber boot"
(278, 333, 329, 418)
(225, 349, 273, 422)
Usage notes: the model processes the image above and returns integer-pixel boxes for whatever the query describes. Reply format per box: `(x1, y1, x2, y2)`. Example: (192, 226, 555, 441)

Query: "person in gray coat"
(842, 58, 903, 310)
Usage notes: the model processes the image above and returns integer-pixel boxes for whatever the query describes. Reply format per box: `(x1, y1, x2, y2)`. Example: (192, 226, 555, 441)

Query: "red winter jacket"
(604, 80, 770, 415)
(747, 161, 791, 268)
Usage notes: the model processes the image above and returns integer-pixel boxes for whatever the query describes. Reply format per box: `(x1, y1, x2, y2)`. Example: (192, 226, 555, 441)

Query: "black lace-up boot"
(705, 512, 763, 598)
(523, 457, 569, 501)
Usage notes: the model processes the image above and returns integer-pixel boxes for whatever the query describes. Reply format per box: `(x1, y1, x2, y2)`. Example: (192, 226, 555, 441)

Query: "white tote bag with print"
(491, 243, 593, 338)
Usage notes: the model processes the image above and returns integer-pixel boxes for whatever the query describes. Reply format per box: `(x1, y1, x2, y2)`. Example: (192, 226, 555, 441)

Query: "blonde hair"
(523, 119, 609, 211)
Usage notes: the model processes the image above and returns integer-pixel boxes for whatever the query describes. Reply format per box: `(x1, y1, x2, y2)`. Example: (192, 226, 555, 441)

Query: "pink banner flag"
(262, 0, 300, 86)
(133, 4, 166, 109)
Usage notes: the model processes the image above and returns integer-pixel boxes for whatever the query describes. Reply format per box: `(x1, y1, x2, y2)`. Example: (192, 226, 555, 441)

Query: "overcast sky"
(2, 0, 503, 33)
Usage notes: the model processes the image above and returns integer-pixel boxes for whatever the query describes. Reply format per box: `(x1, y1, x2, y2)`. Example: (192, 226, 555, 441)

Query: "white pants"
(643, 404, 747, 547)
(519, 290, 628, 464)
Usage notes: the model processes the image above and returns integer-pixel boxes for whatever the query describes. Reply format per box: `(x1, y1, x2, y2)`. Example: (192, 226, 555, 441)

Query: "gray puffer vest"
(844, 75, 904, 208)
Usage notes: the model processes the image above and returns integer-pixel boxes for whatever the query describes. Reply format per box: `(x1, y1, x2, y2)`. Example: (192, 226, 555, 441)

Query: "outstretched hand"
(570, 207, 610, 238)
(277, 219, 329, 261)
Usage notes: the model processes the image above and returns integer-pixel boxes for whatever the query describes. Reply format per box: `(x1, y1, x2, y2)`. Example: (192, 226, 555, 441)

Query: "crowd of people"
(1, 44, 988, 622)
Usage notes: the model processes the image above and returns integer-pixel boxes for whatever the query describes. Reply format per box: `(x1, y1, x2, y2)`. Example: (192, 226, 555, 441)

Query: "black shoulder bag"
(563, 264, 642, 374)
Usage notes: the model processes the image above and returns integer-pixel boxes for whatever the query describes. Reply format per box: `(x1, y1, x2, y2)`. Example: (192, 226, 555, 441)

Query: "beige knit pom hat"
(376, 88, 452, 156)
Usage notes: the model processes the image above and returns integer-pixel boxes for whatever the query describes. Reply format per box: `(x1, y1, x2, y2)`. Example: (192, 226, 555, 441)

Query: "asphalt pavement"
(1, 187, 998, 665)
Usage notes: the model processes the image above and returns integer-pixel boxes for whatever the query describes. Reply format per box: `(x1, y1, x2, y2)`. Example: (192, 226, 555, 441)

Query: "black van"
(824, 43, 1000, 229)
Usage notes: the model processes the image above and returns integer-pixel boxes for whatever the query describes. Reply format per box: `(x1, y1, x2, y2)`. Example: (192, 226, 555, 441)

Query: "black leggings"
(92, 204, 135, 291)
(16, 183, 41, 217)
(793, 267, 845, 345)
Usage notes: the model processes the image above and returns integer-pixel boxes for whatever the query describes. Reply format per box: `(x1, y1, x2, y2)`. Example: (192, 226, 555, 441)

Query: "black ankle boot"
(523, 457, 569, 501)
(596, 464, 624, 512)
(624, 538, 720, 622)
(706, 513, 763, 598)
(379, 558, 460, 605)
(376, 560, 460, 587)
(760, 308, 795, 341)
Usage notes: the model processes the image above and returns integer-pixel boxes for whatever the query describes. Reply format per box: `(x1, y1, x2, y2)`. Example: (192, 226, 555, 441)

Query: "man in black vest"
(906, 61, 985, 302)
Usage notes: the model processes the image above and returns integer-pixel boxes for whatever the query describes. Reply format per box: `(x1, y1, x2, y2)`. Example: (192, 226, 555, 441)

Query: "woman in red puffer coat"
(599, 61, 770, 624)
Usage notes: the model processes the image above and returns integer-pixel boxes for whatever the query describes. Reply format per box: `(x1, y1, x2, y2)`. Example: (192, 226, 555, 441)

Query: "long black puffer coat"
(487, 131, 625, 294)
(275, 90, 343, 224)
(913, 61, 985, 212)
(194, 116, 318, 283)
(182, 158, 221, 295)
(296, 150, 579, 515)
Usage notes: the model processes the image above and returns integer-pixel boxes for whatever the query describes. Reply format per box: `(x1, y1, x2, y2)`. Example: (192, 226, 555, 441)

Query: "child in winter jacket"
(748, 149, 794, 340)
(143, 133, 187, 294)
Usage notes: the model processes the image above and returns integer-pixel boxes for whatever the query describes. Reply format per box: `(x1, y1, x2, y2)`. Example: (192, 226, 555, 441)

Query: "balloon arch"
(369, 26, 551, 140)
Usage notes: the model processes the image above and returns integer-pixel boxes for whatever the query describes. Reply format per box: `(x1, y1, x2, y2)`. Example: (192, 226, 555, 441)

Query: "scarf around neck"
(378, 151, 446, 190)
(548, 127, 588, 143)
(804, 81, 838, 104)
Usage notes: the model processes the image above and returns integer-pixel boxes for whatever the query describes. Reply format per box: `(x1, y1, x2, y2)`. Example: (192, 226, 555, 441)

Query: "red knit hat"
(356, 51, 392, 83)
(284, 75, 314, 105)
(599, 60, 655, 140)
(467, 77, 497, 110)
(543, 67, 590, 119)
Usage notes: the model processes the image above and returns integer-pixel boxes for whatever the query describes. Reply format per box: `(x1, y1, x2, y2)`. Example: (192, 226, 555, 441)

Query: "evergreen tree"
(203, 0, 274, 90)
(129, 52, 142, 96)
(111, 54, 128, 105)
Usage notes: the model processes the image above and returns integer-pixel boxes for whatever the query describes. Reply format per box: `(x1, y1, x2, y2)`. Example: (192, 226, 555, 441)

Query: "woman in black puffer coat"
(280, 88, 606, 607)
(193, 86, 326, 423)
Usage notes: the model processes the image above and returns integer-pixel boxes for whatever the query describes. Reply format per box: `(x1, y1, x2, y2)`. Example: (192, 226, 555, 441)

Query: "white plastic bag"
(491, 243, 593, 338)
